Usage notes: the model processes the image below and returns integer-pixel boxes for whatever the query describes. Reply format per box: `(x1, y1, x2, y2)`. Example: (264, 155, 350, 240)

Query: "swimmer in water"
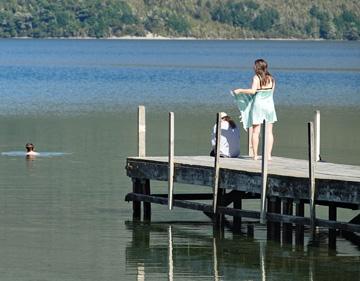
(25, 143, 39, 157)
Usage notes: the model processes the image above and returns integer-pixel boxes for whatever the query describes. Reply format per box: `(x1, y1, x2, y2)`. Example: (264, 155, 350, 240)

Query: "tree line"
(0, 0, 359, 40)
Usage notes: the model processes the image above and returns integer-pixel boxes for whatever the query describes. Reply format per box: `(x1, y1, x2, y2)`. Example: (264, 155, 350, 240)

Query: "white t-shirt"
(211, 120, 240, 157)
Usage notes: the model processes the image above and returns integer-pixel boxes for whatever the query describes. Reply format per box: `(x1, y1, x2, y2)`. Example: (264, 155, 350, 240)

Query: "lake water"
(0, 39, 359, 280)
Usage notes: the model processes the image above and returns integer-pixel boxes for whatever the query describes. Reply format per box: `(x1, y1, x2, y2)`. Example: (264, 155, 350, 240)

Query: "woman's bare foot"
(253, 155, 258, 160)
(268, 156, 272, 161)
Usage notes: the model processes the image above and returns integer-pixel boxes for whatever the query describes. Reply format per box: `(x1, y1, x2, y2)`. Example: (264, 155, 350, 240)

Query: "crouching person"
(210, 112, 240, 158)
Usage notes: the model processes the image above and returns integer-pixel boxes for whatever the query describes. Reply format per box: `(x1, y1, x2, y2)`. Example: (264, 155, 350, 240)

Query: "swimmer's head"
(26, 143, 35, 152)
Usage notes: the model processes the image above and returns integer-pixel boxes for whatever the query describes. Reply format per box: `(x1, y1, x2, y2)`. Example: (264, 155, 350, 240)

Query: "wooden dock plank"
(126, 155, 360, 207)
(127, 155, 360, 182)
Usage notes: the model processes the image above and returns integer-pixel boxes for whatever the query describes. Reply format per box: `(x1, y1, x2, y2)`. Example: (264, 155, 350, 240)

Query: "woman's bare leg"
(252, 124, 261, 160)
(267, 123, 274, 160)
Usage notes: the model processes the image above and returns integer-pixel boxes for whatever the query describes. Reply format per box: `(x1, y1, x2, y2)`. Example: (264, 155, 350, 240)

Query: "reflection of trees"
(125, 221, 360, 280)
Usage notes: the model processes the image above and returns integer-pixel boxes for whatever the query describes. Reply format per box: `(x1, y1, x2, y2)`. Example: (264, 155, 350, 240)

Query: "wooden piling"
(247, 224, 254, 238)
(143, 179, 151, 221)
(295, 200, 305, 246)
(314, 110, 320, 162)
(267, 197, 281, 242)
(213, 188, 225, 238)
(308, 122, 317, 236)
(132, 178, 142, 220)
(168, 112, 175, 210)
(233, 191, 242, 233)
(212, 113, 221, 214)
(138, 105, 146, 157)
(282, 198, 293, 244)
(328, 204, 337, 249)
(267, 198, 273, 240)
(274, 199, 281, 242)
(260, 120, 268, 224)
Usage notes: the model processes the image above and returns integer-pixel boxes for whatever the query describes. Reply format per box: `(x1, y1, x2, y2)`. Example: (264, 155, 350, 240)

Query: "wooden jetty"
(125, 106, 360, 248)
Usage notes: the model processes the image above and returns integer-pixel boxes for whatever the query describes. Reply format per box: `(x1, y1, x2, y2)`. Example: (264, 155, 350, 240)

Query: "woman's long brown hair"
(254, 59, 272, 87)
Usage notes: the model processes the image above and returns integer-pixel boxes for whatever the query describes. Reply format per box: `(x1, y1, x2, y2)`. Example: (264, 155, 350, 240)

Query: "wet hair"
(254, 59, 273, 87)
(222, 116, 237, 129)
(25, 143, 34, 152)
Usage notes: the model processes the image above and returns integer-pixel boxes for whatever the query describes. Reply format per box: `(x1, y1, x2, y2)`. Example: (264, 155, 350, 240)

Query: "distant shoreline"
(2, 34, 335, 41)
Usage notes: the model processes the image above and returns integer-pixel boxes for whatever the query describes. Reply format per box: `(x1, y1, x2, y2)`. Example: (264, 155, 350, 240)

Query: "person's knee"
(253, 125, 261, 134)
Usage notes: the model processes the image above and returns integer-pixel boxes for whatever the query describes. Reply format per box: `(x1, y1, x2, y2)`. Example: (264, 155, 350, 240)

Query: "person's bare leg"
(267, 123, 274, 160)
(252, 124, 261, 160)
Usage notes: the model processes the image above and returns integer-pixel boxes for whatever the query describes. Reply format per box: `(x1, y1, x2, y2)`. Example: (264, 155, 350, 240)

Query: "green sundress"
(232, 87, 277, 130)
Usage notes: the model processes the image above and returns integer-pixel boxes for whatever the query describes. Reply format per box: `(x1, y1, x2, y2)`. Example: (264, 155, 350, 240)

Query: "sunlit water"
(0, 39, 359, 280)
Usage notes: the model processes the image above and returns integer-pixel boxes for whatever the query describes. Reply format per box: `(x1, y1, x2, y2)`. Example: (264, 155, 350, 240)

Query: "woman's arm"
(232, 75, 259, 95)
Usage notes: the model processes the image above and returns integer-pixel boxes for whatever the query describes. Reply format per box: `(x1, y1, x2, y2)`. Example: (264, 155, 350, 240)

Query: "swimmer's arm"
(232, 76, 259, 95)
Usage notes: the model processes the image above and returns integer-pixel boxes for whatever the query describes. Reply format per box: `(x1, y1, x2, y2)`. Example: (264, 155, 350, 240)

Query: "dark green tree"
(252, 8, 279, 32)
(166, 13, 190, 36)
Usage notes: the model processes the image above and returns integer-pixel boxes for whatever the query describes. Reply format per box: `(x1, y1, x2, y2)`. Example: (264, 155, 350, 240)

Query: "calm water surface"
(0, 39, 359, 280)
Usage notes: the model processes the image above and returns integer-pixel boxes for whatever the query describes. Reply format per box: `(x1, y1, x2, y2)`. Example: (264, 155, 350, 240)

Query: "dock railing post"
(212, 113, 221, 214)
(314, 110, 320, 161)
(168, 112, 175, 210)
(260, 120, 269, 224)
(308, 122, 317, 236)
(138, 105, 146, 157)
(248, 127, 254, 157)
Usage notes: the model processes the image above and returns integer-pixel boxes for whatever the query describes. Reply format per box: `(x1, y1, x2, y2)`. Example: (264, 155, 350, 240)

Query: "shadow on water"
(125, 221, 360, 281)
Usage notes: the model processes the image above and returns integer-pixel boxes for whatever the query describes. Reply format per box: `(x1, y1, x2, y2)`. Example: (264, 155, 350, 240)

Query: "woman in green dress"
(232, 59, 277, 160)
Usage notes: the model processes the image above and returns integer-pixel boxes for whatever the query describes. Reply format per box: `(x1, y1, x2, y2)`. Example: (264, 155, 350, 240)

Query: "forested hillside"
(0, 0, 359, 40)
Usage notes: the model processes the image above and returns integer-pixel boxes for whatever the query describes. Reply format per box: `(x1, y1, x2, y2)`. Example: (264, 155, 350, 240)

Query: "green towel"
(232, 89, 277, 130)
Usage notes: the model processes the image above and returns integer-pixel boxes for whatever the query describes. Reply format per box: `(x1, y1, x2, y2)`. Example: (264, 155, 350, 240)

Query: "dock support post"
(260, 120, 268, 224)
(213, 188, 225, 238)
(295, 200, 304, 246)
(137, 105, 150, 221)
(328, 204, 337, 249)
(212, 113, 221, 214)
(132, 178, 142, 220)
(282, 198, 293, 245)
(314, 110, 320, 162)
(233, 191, 242, 233)
(247, 224, 254, 238)
(308, 122, 317, 237)
(212, 112, 225, 234)
(143, 179, 151, 221)
(138, 105, 146, 157)
(168, 112, 175, 210)
(267, 197, 281, 242)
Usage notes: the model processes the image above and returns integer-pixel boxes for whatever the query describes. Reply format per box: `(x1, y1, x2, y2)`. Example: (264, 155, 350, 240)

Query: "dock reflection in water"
(125, 221, 360, 281)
